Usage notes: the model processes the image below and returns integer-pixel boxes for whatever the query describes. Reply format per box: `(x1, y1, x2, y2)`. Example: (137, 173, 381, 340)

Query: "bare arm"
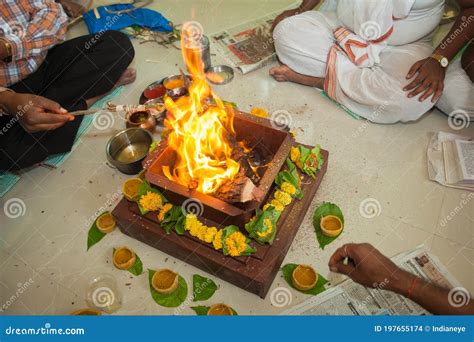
(435, 1, 474, 61)
(329, 243, 474, 315)
(271, 0, 321, 32)
(299, 0, 322, 11)
(0, 91, 73, 133)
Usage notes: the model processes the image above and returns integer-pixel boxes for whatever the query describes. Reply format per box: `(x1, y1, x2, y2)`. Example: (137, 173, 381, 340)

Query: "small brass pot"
(125, 109, 156, 133)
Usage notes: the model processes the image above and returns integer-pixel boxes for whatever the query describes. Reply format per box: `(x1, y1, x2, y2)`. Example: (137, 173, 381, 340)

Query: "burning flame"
(162, 25, 240, 194)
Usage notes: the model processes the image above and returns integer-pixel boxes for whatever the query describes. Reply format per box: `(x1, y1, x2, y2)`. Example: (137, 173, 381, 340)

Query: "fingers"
(406, 61, 422, 79)
(329, 243, 356, 268)
(403, 72, 424, 92)
(332, 261, 356, 275)
(408, 79, 432, 98)
(20, 109, 74, 133)
(418, 83, 436, 102)
(36, 97, 67, 114)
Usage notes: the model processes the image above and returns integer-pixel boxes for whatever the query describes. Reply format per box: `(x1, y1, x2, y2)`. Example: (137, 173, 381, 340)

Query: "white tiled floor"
(1, 0, 473, 315)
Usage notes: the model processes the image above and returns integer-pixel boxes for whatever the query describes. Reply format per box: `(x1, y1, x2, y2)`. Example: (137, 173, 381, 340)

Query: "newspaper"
(210, 12, 280, 74)
(283, 245, 463, 315)
(427, 131, 474, 191)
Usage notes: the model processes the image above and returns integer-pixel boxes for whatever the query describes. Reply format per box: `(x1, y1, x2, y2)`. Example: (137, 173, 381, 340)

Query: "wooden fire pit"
(112, 110, 328, 298)
(143, 111, 293, 227)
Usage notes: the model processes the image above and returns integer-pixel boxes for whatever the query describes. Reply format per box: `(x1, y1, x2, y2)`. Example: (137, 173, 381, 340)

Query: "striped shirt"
(0, 0, 68, 87)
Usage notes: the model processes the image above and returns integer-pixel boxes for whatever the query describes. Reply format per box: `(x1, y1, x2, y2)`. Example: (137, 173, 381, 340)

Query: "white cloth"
(273, 0, 444, 123)
(436, 58, 474, 120)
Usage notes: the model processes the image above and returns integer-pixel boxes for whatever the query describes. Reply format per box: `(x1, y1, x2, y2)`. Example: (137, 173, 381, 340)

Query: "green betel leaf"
(193, 274, 218, 302)
(148, 270, 188, 308)
(293, 145, 324, 179)
(275, 159, 303, 200)
(128, 254, 144, 276)
(313, 202, 344, 249)
(148, 141, 159, 153)
(221, 225, 256, 256)
(191, 306, 210, 315)
(246, 208, 279, 245)
(221, 225, 239, 256)
(175, 215, 186, 235)
(281, 263, 328, 295)
(87, 214, 107, 251)
(161, 206, 185, 235)
(112, 248, 143, 276)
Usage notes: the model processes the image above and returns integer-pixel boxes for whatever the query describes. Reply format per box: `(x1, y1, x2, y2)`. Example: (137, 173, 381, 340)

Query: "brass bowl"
(106, 128, 153, 175)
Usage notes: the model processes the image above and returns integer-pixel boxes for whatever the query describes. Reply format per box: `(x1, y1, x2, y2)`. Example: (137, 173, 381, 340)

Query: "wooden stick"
(68, 108, 104, 116)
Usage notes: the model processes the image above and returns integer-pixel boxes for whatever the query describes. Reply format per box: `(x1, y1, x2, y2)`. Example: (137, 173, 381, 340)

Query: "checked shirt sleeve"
(6, 0, 68, 62)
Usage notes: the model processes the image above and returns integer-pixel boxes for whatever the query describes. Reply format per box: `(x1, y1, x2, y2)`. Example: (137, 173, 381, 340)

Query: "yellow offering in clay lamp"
(151, 269, 179, 295)
(207, 303, 234, 316)
(71, 308, 102, 315)
(122, 178, 143, 201)
(292, 264, 318, 291)
(113, 247, 137, 270)
(320, 215, 343, 237)
(96, 213, 116, 234)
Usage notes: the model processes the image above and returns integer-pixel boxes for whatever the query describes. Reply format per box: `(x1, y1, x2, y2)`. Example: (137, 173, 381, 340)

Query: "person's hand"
(404, 57, 446, 103)
(271, 8, 302, 32)
(328, 243, 412, 290)
(3, 93, 74, 133)
(58, 0, 85, 18)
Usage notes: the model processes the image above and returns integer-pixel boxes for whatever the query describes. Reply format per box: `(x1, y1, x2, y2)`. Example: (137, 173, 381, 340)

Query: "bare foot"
(269, 64, 324, 88)
(115, 68, 136, 87)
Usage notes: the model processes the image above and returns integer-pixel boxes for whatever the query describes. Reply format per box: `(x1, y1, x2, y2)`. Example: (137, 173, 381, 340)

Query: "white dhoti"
(273, 0, 445, 124)
(436, 58, 474, 120)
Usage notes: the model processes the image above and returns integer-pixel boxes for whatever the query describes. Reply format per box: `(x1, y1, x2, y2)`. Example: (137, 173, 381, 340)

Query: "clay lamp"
(71, 308, 102, 315)
(291, 264, 318, 291)
(320, 215, 343, 237)
(113, 247, 137, 270)
(96, 213, 116, 234)
(122, 178, 143, 202)
(207, 303, 234, 316)
(151, 269, 179, 295)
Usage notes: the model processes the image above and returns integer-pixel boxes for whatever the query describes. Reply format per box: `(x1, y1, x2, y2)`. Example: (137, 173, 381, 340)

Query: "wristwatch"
(431, 53, 449, 68)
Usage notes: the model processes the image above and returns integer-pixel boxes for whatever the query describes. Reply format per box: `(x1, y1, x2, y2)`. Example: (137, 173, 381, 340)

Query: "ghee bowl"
(106, 128, 153, 175)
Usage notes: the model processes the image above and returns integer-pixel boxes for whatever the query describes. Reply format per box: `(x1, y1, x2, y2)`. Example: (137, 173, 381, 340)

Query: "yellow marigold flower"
(204, 227, 218, 243)
(189, 221, 205, 238)
(158, 203, 173, 222)
(290, 146, 301, 166)
(275, 190, 292, 206)
(213, 230, 223, 250)
(185, 214, 199, 231)
(262, 203, 271, 211)
(290, 147, 300, 163)
(257, 218, 273, 238)
(197, 225, 208, 241)
(281, 182, 297, 195)
(139, 191, 163, 212)
(225, 231, 247, 257)
(250, 107, 269, 118)
(270, 199, 285, 212)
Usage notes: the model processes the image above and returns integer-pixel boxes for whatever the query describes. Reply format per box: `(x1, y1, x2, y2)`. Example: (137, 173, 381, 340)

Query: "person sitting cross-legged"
(270, 0, 445, 123)
(0, 0, 136, 171)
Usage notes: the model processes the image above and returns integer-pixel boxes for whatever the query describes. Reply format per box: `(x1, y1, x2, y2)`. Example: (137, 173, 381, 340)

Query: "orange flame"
(162, 30, 240, 194)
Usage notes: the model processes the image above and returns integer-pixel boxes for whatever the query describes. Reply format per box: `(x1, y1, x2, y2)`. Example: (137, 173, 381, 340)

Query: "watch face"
(440, 57, 448, 68)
